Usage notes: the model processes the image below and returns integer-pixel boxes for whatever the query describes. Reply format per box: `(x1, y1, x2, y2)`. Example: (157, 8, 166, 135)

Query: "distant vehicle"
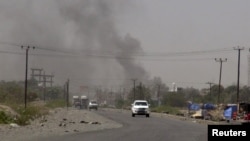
(131, 100, 150, 117)
(80, 95, 88, 109)
(88, 100, 98, 110)
(72, 95, 89, 109)
(72, 96, 81, 108)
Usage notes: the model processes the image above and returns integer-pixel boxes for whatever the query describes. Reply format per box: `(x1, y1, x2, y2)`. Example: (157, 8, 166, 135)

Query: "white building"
(170, 82, 178, 92)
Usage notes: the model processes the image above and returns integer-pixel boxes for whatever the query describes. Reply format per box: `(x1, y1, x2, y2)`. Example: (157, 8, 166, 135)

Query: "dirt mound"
(0, 104, 19, 117)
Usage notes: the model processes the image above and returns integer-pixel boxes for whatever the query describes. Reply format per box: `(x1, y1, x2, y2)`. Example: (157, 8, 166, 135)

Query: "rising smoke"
(0, 0, 150, 91)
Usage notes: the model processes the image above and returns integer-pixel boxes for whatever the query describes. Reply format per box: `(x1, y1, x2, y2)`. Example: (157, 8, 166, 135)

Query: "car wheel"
(146, 114, 150, 118)
(132, 114, 135, 117)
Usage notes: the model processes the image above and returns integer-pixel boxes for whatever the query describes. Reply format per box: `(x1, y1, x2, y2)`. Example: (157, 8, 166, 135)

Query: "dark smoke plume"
(0, 0, 150, 91)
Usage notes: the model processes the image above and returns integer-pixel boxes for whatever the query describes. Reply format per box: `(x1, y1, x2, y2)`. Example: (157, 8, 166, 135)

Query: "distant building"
(170, 82, 178, 92)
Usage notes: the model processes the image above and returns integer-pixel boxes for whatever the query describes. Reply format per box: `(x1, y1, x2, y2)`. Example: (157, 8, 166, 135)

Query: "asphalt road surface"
(37, 109, 208, 141)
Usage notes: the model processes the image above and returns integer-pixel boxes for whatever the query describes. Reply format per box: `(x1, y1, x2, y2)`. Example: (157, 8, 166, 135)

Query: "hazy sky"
(0, 0, 250, 93)
(116, 0, 250, 89)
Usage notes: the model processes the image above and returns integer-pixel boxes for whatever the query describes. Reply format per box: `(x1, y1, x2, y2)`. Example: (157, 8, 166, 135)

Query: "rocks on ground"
(0, 107, 122, 141)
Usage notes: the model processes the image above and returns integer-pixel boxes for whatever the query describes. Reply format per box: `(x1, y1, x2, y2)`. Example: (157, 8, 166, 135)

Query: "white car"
(131, 100, 150, 117)
(88, 100, 98, 110)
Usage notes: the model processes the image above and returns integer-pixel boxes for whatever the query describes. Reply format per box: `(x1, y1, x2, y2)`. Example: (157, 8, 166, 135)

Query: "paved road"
(37, 108, 208, 141)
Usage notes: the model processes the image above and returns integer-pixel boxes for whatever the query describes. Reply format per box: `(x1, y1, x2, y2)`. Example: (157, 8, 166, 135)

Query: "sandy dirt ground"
(0, 107, 122, 141)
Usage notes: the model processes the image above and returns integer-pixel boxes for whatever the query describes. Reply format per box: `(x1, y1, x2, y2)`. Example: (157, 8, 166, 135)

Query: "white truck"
(80, 95, 89, 109)
(72, 95, 89, 109)
(88, 100, 98, 110)
(131, 100, 150, 117)
(72, 96, 81, 108)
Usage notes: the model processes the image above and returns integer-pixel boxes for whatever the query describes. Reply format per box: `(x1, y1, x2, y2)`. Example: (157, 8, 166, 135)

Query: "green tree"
(182, 87, 202, 103)
(162, 91, 186, 107)
(0, 81, 24, 103)
(223, 85, 237, 103)
(210, 84, 224, 104)
(238, 86, 250, 102)
(46, 86, 64, 100)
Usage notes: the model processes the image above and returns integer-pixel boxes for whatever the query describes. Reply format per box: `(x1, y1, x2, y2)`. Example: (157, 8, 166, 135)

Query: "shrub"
(13, 105, 49, 126)
(151, 105, 180, 115)
(0, 111, 13, 124)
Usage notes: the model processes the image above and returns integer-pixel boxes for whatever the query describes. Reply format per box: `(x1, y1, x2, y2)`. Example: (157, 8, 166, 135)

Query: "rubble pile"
(207, 104, 226, 121)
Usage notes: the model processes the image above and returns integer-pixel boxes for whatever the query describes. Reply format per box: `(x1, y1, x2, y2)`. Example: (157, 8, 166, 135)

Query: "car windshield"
(135, 102, 147, 106)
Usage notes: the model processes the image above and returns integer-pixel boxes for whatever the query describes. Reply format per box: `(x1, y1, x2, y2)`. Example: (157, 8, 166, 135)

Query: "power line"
(0, 41, 242, 58)
(0, 41, 20, 47)
(0, 50, 24, 55)
(140, 48, 234, 57)
(0, 48, 240, 62)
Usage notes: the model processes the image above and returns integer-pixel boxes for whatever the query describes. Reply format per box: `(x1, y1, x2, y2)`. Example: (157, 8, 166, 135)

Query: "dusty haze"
(0, 0, 150, 93)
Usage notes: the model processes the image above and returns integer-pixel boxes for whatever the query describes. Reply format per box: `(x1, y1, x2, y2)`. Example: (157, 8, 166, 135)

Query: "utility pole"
(131, 79, 137, 101)
(157, 84, 161, 106)
(234, 46, 244, 104)
(215, 58, 227, 104)
(21, 46, 35, 109)
(43, 71, 46, 101)
(206, 82, 214, 96)
(30, 68, 54, 101)
(66, 79, 69, 110)
(30, 68, 43, 82)
(139, 82, 142, 99)
(30, 68, 54, 87)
